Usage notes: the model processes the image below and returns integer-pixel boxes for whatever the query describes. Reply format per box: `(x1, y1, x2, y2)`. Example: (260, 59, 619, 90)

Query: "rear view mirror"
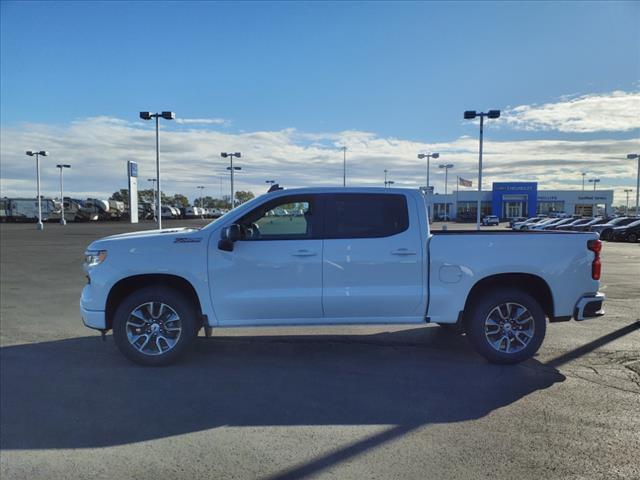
(218, 224, 241, 251)
(221, 224, 241, 242)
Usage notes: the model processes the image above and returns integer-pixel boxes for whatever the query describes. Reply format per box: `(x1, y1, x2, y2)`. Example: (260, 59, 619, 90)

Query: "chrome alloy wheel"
(484, 302, 535, 354)
(126, 302, 182, 356)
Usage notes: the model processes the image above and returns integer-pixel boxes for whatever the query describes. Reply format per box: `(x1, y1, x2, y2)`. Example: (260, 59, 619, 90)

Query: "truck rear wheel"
(113, 286, 198, 366)
(466, 288, 546, 364)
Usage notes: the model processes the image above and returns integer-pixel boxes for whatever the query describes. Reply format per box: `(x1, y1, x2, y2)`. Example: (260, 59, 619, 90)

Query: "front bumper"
(81, 303, 106, 330)
(574, 292, 606, 321)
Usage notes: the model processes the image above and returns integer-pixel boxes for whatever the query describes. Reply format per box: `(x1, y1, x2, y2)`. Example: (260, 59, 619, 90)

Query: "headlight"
(84, 250, 108, 267)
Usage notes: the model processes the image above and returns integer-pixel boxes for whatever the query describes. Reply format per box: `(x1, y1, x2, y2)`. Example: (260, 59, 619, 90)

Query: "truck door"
(209, 194, 323, 325)
(321, 193, 425, 321)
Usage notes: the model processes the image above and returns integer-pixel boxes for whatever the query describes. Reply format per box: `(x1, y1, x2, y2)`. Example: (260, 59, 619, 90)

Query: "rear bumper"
(574, 292, 606, 321)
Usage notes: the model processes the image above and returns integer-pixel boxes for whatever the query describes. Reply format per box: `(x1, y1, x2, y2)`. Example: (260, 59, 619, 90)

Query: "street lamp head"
(39, 151, 48, 156)
(26, 150, 34, 156)
(464, 110, 477, 120)
(628, 153, 639, 160)
(161, 111, 175, 120)
(139, 111, 152, 120)
(226, 166, 242, 171)
(432, 153, 440, 159)
(438, 164, 446, 169)
(417, 154, 425, 159)
(487, 110, 501, 119)
(56, 164, 71, 168)
(221, 152, 228, 158)
(234, 152, 241, 158)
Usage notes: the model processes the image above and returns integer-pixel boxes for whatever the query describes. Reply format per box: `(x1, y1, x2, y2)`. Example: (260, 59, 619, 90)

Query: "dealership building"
(424, 182, 614, 220)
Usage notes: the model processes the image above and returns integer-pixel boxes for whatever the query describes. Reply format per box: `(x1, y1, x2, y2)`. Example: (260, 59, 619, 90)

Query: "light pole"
(147, 178, 157, 221)
(418, 152, 439, 221)
(628, 154, 639, 216)
(384, 169, 388, 187)
(589, 178, 600, 216)
(56, 164, 71, 225)
(140, 111, 175, 230)
(439, 163, 454, 195)
(197, 185, 205, 217)
(624, 189, 633, 216)
(464, 110, 501, 230)
(341, 146, 347, 187)
(25, 150, 48, 230)
(221, 152, 241, 208)
(439, 163, 454, 220)
(581, 172, 586, 191)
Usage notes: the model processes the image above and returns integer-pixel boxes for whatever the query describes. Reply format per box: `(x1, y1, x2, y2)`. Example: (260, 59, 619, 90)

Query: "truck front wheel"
(466, 288, 546, 364)
(113, 286, 198, 366)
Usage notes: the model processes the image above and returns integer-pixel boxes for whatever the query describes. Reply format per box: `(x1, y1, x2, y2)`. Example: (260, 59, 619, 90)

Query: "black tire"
(465, 288, 546, 364)
(600, 229, 611, 241)
(113, 286, 198, 366)
(628, 233, 638, 243)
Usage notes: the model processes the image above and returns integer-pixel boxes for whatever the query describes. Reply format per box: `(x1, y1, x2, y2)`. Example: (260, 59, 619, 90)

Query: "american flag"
(458, 177, 472, 187)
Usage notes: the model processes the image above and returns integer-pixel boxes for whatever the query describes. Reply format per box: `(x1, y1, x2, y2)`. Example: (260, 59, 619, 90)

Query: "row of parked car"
(510, 215, 640, 242)
(160, 205, 228, 219)
(0, 197, 229, 223)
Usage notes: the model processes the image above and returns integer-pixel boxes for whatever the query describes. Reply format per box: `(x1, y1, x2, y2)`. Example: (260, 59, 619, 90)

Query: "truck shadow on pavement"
(1, 327, 564, 451)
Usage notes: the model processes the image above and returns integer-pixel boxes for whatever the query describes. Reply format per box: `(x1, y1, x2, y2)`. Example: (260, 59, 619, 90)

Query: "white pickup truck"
(81, 187, 605, 366)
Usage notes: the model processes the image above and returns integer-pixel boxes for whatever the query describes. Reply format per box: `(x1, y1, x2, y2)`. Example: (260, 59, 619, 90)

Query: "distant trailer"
(0, 198, 8, 222)
(4, 198, 57, 222)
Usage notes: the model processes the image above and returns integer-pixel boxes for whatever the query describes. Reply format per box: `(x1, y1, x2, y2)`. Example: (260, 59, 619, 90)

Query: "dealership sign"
(127, 161, 138, 224)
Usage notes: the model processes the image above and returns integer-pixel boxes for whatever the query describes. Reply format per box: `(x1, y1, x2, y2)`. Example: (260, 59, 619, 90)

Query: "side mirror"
(218, 224, 241, 251)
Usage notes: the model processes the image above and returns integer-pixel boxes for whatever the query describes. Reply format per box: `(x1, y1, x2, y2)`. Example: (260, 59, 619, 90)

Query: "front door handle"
(391, 248, 416, 256)
(292, 249, 317, 257)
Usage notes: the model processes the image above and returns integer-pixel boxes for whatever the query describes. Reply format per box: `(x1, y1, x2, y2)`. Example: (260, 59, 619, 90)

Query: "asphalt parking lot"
(1, 220, 639, 480)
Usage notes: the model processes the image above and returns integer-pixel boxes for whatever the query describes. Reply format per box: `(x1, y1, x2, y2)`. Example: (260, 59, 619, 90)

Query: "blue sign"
(492, 182, 537, 218)
(128, 161, 138, 178)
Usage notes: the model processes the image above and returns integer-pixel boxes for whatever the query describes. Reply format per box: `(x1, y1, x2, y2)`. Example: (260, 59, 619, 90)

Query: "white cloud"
(501, 90, 640, 133)
(175, 118, 229, 126)
(1, 116, 638, 205)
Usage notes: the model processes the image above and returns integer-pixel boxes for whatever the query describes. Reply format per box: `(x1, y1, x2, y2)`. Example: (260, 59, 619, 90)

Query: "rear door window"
(323, 193, 409, 239)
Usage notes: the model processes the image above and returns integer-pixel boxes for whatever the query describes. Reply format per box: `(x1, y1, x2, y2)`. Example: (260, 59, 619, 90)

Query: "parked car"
(591, 217, 638, 240)
(81, 187, 605, 366)
(537, 217, 582, 231)
(566, 217, 607, 232)
(609, 219, 640, 242)
(512, 217, 546, 230)
(529, 217, 570, 230)
(508, 217, 527, 228)
(552, 217, 594, 231)
(481, 215, 499, 226)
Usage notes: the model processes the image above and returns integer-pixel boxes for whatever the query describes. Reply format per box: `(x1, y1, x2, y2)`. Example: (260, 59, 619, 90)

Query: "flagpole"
(456, 176, 459, 221)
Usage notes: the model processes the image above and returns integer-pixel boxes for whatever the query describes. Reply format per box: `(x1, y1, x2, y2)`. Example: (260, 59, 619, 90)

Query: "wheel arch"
(462, 273, 555, 324)
(105, 274, 204, 331)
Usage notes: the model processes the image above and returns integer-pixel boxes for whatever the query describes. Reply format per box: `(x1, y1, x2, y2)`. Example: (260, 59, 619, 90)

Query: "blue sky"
(1, 1, 639, 202)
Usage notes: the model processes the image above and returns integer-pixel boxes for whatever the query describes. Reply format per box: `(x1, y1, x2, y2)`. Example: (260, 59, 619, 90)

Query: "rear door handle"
(391, 248, 416, 256)
(292, 249, 317, 257)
